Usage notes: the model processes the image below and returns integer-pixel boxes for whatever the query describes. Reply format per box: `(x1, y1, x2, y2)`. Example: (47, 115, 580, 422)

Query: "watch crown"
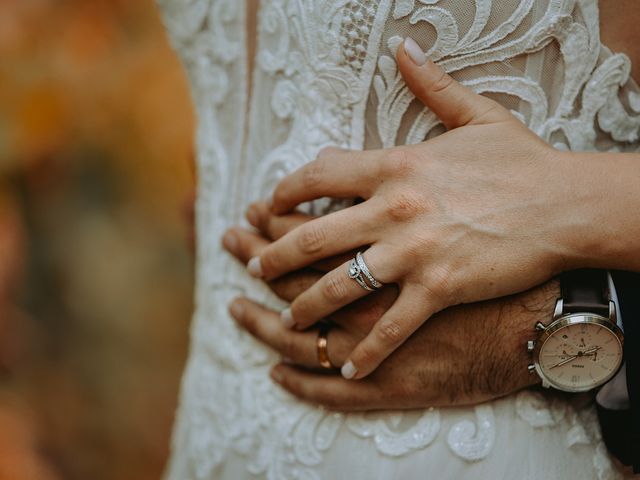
(527, 340, 535, 353)
(527, 364, 536, 373)
(535, 322, 546, 332)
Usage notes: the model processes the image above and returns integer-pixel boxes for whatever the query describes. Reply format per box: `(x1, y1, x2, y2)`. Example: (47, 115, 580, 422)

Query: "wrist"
(554, 150, 640, 271)
(506, 280, 561, 389)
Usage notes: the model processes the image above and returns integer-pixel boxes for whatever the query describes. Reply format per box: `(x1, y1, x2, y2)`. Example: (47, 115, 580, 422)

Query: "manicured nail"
(280, 308, 295, 328)
(404, 37, 427, 66)
(341, 361, 357, 380)
(229, 299, 244, 319)
(222, 231, 238, 252)
(246, 205, 259, 226)
(247, 256, 263, 277)
(270, 367, 284, 383)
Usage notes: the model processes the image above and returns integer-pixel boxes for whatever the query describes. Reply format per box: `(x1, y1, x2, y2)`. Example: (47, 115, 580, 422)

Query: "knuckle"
(376, 319, 405, 346)
(429, 69, 455, 94)
(302, 159, 326, 189)
(259, 249, 281, 277)
(474, 103, 502, 123)
(279, 334, 298, 359)
(295, 382, 317, 404)
(424, 266, 457, 307)
(322, 274, 350, 304)
(238, 307, 257, 332)
(317, 146, 341, 159)
(271, 184, 289, 210)
(385, 191, 427, 222)
(315, 386, 343, 410)
(381, 148, 416, 178)
(296, 224, 327, 254)
(280, 374, 300, 396)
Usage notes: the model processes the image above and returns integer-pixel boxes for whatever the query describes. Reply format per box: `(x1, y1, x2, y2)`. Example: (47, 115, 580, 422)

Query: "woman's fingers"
(270, 364, 384, 411)
(250, 201, 382, 280)
(396, 37, 512, 130)
(245, 201, 357, 273)
(285, 248, 400, 331)
(229, 297, 354, 369)
(223, 227, 324, 301)
(341, 283, 437, 380)
(271, 148, 383, 215)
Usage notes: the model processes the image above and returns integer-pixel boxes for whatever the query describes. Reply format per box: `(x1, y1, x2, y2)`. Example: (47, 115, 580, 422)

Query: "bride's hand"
(223, 202, 391, 336)
(246, 38, 583, 380)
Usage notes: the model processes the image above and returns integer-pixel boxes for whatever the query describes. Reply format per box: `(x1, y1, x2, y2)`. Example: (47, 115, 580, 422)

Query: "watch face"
(537, 315, 624, 392)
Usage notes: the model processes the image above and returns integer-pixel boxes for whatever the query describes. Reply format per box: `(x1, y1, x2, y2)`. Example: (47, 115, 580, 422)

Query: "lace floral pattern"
(157, 0, 638, 478)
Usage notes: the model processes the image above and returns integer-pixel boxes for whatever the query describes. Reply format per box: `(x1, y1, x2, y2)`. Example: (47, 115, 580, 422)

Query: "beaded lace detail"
(156, 0, 638, 478)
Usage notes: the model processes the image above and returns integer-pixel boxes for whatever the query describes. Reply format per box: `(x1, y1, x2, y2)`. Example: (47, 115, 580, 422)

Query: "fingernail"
(270, 367, 284, 383)
(280, 308, 296, 328)
(282, 357, 294, 365)
(222, 231, 238, 252)
(247, 256, 263, 277)
(229, 299, 244, 319)
(341, 361, 357, 380)
(246, 205, 259, 226)
(404, 37, 427, 66)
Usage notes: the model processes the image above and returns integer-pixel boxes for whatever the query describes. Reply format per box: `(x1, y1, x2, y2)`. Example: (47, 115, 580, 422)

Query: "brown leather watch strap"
(560, 269, 610, 317)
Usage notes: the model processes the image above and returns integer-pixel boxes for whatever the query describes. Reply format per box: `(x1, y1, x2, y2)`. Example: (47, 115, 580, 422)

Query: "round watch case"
(527, 300, 624, 393)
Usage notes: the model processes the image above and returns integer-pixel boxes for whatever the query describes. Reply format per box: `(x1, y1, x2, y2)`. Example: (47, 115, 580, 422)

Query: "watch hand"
(549, 346, 602, 369)
(581, 346, 601, 356)
(549, 354, 579, 369)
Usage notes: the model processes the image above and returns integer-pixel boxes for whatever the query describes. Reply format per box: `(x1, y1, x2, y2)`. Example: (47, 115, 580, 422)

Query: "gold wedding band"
(317, 323, 333, 370)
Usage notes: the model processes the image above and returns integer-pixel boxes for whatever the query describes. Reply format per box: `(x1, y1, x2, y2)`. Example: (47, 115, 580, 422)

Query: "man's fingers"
(246, 201, 314, 241)
(329, 286, 398, 335)
(396, 37, 512, 130)
(222, 227, 268, 264)
(270, 364, 384, 411)
(229, 297, 353, 369)
(341, 284, 436, 380)
(269, 270, 322, 302)
(271, 148, 383, 215)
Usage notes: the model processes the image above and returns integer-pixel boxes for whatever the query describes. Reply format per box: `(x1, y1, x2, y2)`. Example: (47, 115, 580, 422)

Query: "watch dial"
(538, 320, 623, 391)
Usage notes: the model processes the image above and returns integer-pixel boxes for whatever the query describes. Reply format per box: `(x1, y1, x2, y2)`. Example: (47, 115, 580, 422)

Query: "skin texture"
(223, 203, 554, 410)
(243, 41, 640, 381)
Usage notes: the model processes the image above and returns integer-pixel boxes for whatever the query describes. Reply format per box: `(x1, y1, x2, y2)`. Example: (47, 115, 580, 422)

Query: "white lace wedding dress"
(157, 1, 639, 478)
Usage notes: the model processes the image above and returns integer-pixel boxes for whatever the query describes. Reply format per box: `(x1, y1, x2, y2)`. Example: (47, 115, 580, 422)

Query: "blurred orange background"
(0, 0, 195, 479)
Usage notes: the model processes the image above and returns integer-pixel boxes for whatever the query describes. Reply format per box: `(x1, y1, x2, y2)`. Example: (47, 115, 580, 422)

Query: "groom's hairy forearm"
(434, 280, 559, 404)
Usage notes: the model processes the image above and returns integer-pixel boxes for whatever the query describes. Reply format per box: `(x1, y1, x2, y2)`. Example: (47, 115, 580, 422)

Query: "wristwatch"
(527, 269, 624, 393)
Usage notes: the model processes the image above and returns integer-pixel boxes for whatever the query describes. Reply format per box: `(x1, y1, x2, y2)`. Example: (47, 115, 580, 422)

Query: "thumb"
(396, 37, 511, 130)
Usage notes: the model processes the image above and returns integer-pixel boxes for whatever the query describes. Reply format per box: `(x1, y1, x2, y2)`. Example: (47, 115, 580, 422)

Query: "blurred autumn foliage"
(0, 0, 195, 479)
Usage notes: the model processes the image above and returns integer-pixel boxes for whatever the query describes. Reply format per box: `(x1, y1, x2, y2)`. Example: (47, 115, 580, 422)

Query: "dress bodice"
(156, 1, 639, 478)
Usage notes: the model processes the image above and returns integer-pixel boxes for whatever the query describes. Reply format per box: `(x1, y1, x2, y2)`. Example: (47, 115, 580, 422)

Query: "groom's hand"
(222, 204, 553, 409)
